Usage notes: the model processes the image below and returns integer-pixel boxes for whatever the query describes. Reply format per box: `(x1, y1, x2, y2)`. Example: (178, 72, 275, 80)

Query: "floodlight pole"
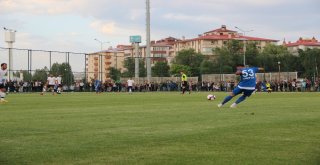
(4, 27, 16, 81)
(235, 26, 253, 66)
(146, 0, 151, 82)
(94, 38, 110, 51)
(278, 61, 281, 82)
(134, 43, 140, 78)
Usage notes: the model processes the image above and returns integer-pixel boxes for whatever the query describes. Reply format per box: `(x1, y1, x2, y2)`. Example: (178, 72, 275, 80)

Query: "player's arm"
(258, 67, 264, 72)
(235, 70, 242, 75)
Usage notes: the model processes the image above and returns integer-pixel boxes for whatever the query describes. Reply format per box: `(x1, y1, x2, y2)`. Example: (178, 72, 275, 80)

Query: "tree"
(33, 67, 49, 83)
(152, 62, 170, 77)
(122, 58, 135, 77)
(139, 59, 146, 77)
(170, 64, 191, 76)
(227, 40, 243, 66)
(200, 60, 218, 74)
(173, 49, 204, 76)
(245, 42, 260, 66)
(50, 63, 61, 76)
(48, 62, 74, 85)
(214, 47, 235, 73)
(299, 48, 320, 78)
(122, 57, 146, 77)
(61, 63, 74, 86)
(109, 67, 121, 81)
(258, 44, 292, 72)
(21, 71, 32, 81)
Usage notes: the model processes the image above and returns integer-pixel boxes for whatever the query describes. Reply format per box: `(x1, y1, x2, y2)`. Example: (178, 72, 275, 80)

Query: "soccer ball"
(207, 94, 216, 100)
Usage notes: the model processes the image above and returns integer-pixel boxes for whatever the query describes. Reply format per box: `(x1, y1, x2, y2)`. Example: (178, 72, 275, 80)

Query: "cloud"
(1, 0, 319, 52)
(90, 21, 116, 34)
(165, 0, 289, 8)
(0, 0, 87, 15)
(89, 19, 144, 37)
(163, 13, 222, 23)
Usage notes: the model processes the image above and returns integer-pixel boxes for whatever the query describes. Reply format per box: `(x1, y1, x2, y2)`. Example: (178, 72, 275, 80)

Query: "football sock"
(221, 95, 233, 105)
(235, 95, 247, 104)
(0, 92, 5, 100)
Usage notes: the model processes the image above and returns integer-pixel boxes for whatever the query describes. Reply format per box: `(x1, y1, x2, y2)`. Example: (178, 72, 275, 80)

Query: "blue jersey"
(237, 67, 259, 90)
(94, 79, 101, 88)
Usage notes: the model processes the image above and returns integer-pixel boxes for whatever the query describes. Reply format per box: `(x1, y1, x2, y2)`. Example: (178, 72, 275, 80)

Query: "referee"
(180, 71, 188, 94)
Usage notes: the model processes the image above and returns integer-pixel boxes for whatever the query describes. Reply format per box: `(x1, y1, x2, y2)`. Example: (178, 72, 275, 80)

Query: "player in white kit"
(47, 74, 56, 95)
(0, 63, 8, 103)
(127, 78, 134, 94)
(56, 75, 62, 94)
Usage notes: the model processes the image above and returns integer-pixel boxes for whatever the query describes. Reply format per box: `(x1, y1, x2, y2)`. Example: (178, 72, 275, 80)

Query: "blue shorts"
(232, 87, 255, 97)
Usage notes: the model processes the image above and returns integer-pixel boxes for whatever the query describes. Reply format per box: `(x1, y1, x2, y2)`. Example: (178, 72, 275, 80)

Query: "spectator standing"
(127, 78, 134, 94)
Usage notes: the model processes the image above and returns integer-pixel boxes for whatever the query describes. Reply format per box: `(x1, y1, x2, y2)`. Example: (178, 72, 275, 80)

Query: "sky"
(0, 0, 319, 71)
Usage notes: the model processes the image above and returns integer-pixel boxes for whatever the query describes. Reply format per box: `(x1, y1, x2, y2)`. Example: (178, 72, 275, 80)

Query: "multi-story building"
(152, 37, 180, 64)
(121, 37, 180, 65)
(86, 48, 125, 82)
(86, 26, 279, 81)
(283, 37, 320, 55)
(174, 25, 278, 57)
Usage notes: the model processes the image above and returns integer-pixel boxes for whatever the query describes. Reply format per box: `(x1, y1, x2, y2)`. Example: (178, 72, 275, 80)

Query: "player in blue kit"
(94, 78, 102, 94)
(218, 64, 264, 108)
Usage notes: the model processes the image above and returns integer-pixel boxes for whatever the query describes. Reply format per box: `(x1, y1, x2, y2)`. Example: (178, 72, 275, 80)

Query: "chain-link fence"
(202, 72, 298, 82)
(0, 47, 87, 80)
(1, 47, 318, 93)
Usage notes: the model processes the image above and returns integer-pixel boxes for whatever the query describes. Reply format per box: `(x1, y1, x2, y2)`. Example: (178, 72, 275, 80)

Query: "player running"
(94, 77, 102, 94)
(218, 64, 264, 108)
(47, 74, 56, 95)
(0, 63, 8, 103)
(127, 78, 134, 93)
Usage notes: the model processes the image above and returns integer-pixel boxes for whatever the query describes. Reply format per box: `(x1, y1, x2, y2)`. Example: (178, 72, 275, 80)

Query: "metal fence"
(0, 47, 88, 81)
(202, 72, 298, 82)
(120, 77, 199, 84)
(0, 47, 305, 92)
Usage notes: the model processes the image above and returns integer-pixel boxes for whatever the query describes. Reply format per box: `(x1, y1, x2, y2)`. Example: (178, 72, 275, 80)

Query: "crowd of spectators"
(2, 78, 319, 93)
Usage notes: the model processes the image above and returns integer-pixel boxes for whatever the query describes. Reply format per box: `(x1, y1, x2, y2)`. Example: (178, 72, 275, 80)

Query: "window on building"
(211, 41, 217, 45)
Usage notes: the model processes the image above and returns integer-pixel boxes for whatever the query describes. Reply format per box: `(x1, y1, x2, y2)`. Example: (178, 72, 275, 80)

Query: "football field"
(0, 92, 319, 165)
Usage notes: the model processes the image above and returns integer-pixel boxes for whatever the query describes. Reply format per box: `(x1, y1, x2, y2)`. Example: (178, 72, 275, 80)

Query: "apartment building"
(86, 48, 125, 82)
(283, 37, 320, 55)
(174, 25, 278, 56)
(121, 37, 180, 65)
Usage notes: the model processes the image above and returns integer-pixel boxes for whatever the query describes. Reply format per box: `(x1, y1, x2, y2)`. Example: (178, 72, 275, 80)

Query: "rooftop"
(284, 37, 320, 47)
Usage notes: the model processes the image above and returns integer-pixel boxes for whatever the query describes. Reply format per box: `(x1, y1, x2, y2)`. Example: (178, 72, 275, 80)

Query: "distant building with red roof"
(283, 37, 320, 55)
(174, 25, 278, 56)
(86, 25, 279, 80)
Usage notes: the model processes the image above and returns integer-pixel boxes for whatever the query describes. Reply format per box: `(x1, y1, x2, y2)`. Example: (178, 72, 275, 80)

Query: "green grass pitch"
(0, 92, 320, 165)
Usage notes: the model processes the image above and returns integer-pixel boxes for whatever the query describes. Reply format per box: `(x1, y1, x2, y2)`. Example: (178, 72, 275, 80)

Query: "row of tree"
(13, 63, 74, 86)
(111, 41, 320, 80)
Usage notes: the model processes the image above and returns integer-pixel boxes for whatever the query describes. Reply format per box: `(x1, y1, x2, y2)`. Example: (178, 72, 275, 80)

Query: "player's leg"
(49, 85, 53, 94)
(218, 87, 241, 108)
(95, 86, 98, 94)
(183, 81, 188, 94)
(0, 87, 8, 103)
(230, 89, 254, 108)
(181, 82, 185, 94)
